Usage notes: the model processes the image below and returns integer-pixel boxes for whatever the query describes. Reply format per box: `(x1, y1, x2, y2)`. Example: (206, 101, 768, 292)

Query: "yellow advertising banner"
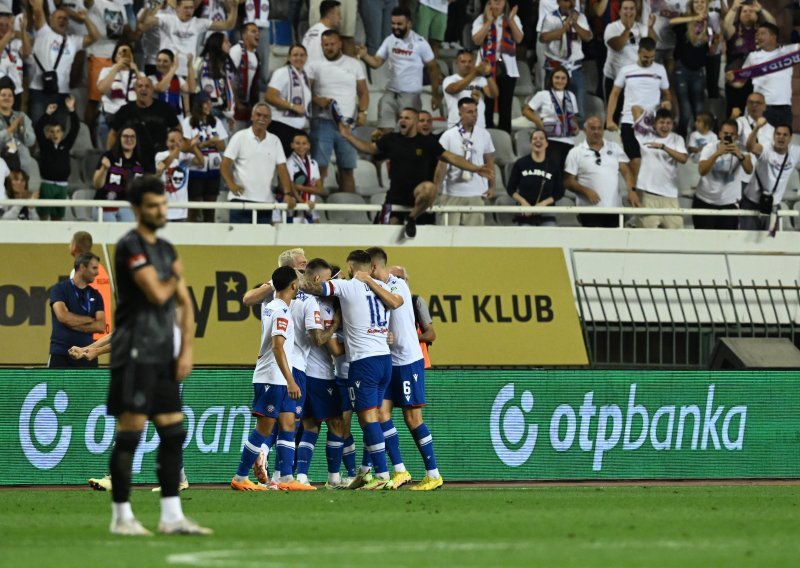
(1, 244, 587, 366)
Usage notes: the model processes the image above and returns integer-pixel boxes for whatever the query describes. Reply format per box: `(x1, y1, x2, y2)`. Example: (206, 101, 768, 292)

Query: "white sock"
(359, 465, 371, 474)
(328, 472, 341, 484)
(112, 502, 133, 523)
(160, 496, 184, 524)
(426, 468, 440, 479)
(234, 474, 248, 483)
(179, 467, 187, 484)
(393, 464, 406, 473)
(296, 473, 308, 484)
(279, 474, 294, 483)
(376, 472, 390, 481)
(271, 469, 281, 483)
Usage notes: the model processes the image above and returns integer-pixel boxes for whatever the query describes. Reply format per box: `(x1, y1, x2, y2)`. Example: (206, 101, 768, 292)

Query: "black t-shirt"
(375, 133, 445, 206)
(96, 151, 145, 203)
(506, 155, 564, 207)
(109, 100, 180, 173)
(673, 24, 710, 70)
(49, 278, 105, 355)
(111, 230, 178, 367)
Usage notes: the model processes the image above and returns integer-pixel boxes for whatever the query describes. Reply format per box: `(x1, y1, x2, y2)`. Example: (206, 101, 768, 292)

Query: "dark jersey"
(109, 100, 180, 173)
(111, 229, 178, 367)
(376, 133, 445, 206)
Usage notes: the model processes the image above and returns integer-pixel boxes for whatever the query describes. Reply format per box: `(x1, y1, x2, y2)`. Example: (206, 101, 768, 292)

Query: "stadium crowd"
(0, 0, 798, 236)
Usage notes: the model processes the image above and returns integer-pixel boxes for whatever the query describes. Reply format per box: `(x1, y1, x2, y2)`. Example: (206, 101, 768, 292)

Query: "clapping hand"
(65, 95, 75, 112)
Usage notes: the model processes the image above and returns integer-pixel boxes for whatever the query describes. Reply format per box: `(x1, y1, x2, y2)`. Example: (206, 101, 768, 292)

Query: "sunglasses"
(592, 149, 601, 165)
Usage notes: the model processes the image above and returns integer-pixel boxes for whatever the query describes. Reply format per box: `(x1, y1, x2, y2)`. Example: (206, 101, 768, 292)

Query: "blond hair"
(278, 248, 305, 268)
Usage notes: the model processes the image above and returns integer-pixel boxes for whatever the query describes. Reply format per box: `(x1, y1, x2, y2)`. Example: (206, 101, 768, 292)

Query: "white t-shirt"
(527, 89, 580, 144)
(742, 45, 800, 107)
(253, 298, 295, 385)
(290, 290, 323, 373)
(30, 25, 83, 93)
(306, 298, 336, 380)
(636, 131, 687, 198)
(155, 149, 192, 220)
(244, 0, 270, 27)
(229, 43, 259, 93)
(306, 54, 366, 120)
(687, 130, 718, 162)
(438, 125, 495, 197)
(614, 62, 669, 124)
(320, 278, 392, 363)
(302, 22, 330, 63)
(97, 67, 137, 114)
(695, 141, 748, 206)
(181, 116, 228, 172)
(223, 128, 286, 202)
(86, 0, 128, 58)
(443, 73, 488, 129)
(156, 13, 211, 77)
(268, 65, 312, 129)
(0, 38, 23, 94)
(536, 0, 582, 32)
(744, 143, 800, 205)
(284, 153, 320, 223)
(375, 30, 434, 94)
(736, 116, 773, 183)
(540, 10, 589, 68)
(565, 140, 629, 208)
(603, 20, 648, 79)
(385, 275, 424, 366)
(472, 14, 523, 78)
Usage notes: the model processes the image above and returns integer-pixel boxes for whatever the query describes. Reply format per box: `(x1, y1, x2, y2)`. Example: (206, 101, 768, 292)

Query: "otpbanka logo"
(490, 383, 747, 471)
(19, 383, 72, 469)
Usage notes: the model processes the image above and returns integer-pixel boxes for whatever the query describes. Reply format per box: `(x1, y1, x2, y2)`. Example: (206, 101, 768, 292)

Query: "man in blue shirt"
(48, 252, 106, 368)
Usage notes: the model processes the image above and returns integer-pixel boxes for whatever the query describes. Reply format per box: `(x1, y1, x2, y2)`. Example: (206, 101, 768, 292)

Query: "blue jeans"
(672, 61, 705, 137)
(359, 0, 397, 54)
(545, 64, 586, 128)
(229, 199, 273, 224)
(310, 118, 357, 170)
(102, 208, 136, 223)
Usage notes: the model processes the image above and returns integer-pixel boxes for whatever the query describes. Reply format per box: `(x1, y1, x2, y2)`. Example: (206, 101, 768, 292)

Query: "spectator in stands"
(150, 49, 195, 118)
(267, 44, 311, 157)
(358, 6, 440, 133)
(694, 119, 753, 230)
(415, 0, 449, 59)
(337, 107, 493, 238)
(607, 36, 671, 192)
(309, 0, 355, 56)
(138, 0, 238, 79)
(96, 42, 138, 148)
(137, 0, 169, 76)
(0, 78, 35, 175)
(442, 49, 497, 129)
(733, 92, 773, 194)
(34, 96, 78, 222)
(417, 110, 435, 136)
(523, 66, 580, 172)
(196, 32, 235, 126)
(108, 76, 180, 173)
(220, 102, 295, 224)
(2, 170, 38, 220)
(29, 0, 99, 123)
(601, 0, 656, 123)
(586, 0, 621, 98)
(283, 131, 322, 224)
(668, 0, 719, 136)
(303, 0, 341, 63)
(241, 0, 272, 91)
(434, 97, 496, 226)
(92, 124, 144, 222)
(0, 9, 30, 104)
(306, 29, 368, 194)
(182, 93, 227, 223)
(538, 0, 592, 128)
(635, 109, 689, 229)
(358, 0, 395, 55)
(155, 128, 203, 224)
(471, 0, 524, 133)
(742, 118, 800, 231)
(564, 115, 634, 228)
(687, 111, 718, 162)
(506, 129, 563, 226)
(722, 0, 775, 116)
(229, 22, 261, 133)
(727, 22, 798, 128)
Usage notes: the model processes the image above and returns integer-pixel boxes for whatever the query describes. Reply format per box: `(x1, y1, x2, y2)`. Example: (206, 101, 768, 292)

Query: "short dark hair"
(74, 252, 99, 271)
(320, 0, 340, 18)
(401, 107, 419, 114)
(391, 6, 412, 19)
(456, 49, 474, 58)
(655, 108, 673, 121)
(272, 265, 298, 291)
(306, 257, 333, 275)
(292, 131, 310, 143)
(128, 175, 165, 206)
(639, 37, 657, 52)
(346, 250, 372, 269)
(720, 119, 739, 134)
(774, 123, 794, 135)
(758, 22, 779, 38)
(157, 48, 175, 62)
(321, 29, 340, 40)
(457, 97, 477, 109)
(242, 22, 259, 34)
(365, 247, 388, 265)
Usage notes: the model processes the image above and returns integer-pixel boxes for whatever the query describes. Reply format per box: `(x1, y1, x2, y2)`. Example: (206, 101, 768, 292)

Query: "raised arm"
(338, 122, 378, 155)
(356, 44, 384, 69)
(31, 0, 46, 31)
(243, 281, 274, 306)
(746, 117, 767, 156)
(209, 0, 239, 31)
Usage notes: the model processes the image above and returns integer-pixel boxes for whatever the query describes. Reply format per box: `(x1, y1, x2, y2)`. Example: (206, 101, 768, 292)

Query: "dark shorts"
(348, 354, 392, 412)
(252, 383, 297, 418)
(620, 124, 641, 161)
(335, 376, 351, 413)
(188, 173, 221, 200)
(385, 359, 427, 407)
(304, 376, 342, 421)
(107, 363, 181, 417)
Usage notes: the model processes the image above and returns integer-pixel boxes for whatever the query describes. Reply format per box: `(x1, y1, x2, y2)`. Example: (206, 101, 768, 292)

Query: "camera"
(723, 135, 733, 144)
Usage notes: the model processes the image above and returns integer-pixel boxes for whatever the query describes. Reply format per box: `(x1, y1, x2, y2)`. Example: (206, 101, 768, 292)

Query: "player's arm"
(243, 281, 274, 306)
(273, 335, 301, 399)
(325, 336, 344, 357)
(174, 279, 194, 381)
(133, 259, 181, 306)
(353, 272, 404, 309)
(209, 0, 238, 31)
(52, 302, 105, 333)
(309, 311, 341, 347)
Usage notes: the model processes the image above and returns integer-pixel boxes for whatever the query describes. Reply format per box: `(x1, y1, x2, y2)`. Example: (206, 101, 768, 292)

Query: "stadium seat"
(367, 62, 390, 92)
(70, 122, 93, 158)
(784, 169, 799, 203)
(504, 161, 516, 189)
(793, 201, 800, 230)
(492, 193, 518, 226)
(322, 166, 338, 194)
(515, 64, 534, 98)
(70, 189, 98, 221)
(83, 149, 105, 188)
(26, 159, 41, 194)
(677, 162, 700, 196)
(368, 192, 387, 205)
(678, 196, 694, 228)
(488, 128, 516, 165)
(367, 92, 381, 125)
(69, 87, 87, 120)
(354, 159, 383, 196)
(325, 192, 371, 224)
(494, 163, 506, 194)
(514, 128, 532, 156)
(583, 94, 605, 123)
(604, 129, 622, 145)
(555, 196, 580, 227)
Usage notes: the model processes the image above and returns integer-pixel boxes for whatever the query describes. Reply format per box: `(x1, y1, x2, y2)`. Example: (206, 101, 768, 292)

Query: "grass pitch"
(1, 485, 798, 568)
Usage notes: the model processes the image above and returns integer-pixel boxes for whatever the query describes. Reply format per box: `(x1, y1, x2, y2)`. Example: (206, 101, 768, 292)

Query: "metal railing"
(576, 279, 800, 368)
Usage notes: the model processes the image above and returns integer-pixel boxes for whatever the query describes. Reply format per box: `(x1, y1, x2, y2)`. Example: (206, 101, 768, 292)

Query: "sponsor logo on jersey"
(314, 311, 321, 325)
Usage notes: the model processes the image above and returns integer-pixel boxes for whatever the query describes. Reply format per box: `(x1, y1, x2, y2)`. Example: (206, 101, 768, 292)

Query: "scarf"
(200, 55, 235, 119)
(553, 9, 573, 60)
(732, 46, 800, 82)
(107, 69, 136, 111)
(288, 152, 315, 223)
(544, 90, 578, 137)
(154, 71, 183, 115)
(286, 64, 309, 118)
(234, 42, 261, 120)
(481, 15, 516, 78)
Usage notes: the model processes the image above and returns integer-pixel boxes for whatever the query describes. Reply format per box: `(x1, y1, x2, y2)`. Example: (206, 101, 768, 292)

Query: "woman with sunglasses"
(506, 129, 563, 227)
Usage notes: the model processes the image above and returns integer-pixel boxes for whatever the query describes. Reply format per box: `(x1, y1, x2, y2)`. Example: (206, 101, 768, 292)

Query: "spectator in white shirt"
(694, 119, 752, 230)
(732, 91, 773, 187)
(302, 0, 341, 63)
(357, 6, 440, 132)
(266, 43, 312, 157)
(0, 11, 30, 103)
(442, 49, 498, 130)
(96, 42, 138, 147)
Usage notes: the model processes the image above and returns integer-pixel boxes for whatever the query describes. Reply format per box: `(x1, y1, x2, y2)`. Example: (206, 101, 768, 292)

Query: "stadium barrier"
(2, 369, 797, 485)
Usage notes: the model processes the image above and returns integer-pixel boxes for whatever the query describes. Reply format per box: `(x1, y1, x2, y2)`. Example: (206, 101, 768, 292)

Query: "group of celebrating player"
(232, 246, 442, 492)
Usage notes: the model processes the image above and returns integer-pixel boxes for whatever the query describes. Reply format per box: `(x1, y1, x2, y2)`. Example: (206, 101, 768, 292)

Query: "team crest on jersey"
(296, 406, 303, 414)
(314, 311, 321, 324)
(267, 405, 274, 413)
(276, 317, 289, 331)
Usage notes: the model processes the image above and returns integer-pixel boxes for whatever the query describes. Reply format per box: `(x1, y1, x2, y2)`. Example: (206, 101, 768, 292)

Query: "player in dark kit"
(105, 175, 210, 536)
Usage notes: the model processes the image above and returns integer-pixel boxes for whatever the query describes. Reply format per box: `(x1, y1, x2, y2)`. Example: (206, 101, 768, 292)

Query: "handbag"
(34, 36, 67, 95)
(754, 151, 789, 215)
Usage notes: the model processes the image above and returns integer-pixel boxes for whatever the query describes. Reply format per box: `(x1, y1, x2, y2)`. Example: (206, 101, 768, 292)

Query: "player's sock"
(109, 430, 141, 505)
(112, 501, 134, 523)
(296, 430, 319, 479)
(326, 432, 344, 477)
(342, 434, 357, 477)
(179, 467, 187, 484)
(277, 430, 296, 480)
(160, 496, 183, 524)
(155, 423, 186, 498)
(236, 429, 269, 478)
(380, 419, 406, 472)
(361, 442, 372, 470)
(411, 423, 439, 479)
(362, 422, 388, 478)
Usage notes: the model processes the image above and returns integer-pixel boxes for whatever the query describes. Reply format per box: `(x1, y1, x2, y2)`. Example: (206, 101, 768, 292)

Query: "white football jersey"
(305, 298, 336, 380)
(290, 291, 323, 373)
(333, 330, 349, 379)
(252, 298, 294, 385)
(385, 275, 424, 366)
(321, 278, 391, 362)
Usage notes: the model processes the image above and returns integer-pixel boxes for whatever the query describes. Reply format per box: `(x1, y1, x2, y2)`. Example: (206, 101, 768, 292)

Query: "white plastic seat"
(325, 192, 371, 224)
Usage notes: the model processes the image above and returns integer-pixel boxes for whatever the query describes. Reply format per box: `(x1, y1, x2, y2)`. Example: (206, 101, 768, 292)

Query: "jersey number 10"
(365, 295, 388, 327)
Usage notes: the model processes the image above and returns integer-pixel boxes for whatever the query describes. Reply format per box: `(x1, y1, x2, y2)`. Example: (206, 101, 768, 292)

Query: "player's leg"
(336, 376, 359, 480)
(324, 415, 346, 488)
(276, 406, 316, 490)
(379, 369, 409, 485)
(296, 417, 321, 485)
(402, 363, 443, 491)
(351, 356, 393, 489)
(233, 384, 279, 491)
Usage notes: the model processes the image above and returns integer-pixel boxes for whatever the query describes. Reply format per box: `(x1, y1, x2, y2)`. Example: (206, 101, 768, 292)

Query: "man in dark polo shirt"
(48, 252, 106, 368)
(337, 107, 493, 237)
